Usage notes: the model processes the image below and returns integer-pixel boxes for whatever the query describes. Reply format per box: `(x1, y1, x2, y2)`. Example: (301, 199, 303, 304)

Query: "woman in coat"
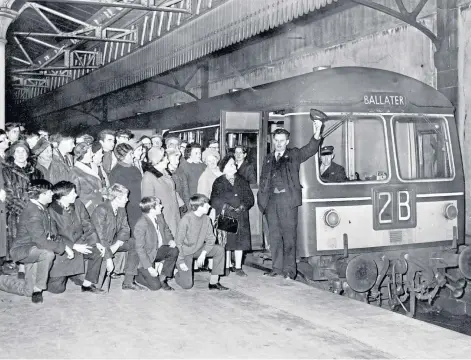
(0, 130, 10, 271)
(70, 143, 104, 214)
(47, 181, 105, 294)
(3, 140, 43, 275)
(141, 148, 181, 237)
(211, 154, 254, 277)
(197, 149, 222, 199)
(109, 143, 143, 231)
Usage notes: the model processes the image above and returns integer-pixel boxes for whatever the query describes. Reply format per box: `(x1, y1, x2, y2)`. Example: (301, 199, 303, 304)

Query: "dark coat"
(109, 162, 142, 230)
(91, 200, 130, 259)
(102, 151, 118, 174)
(48, 200, 100, 278)
(320, 161, 348, 183)
(237, 160, 257, 185)
(70, 162, 104, 214)
(211, 174, 254, 251)
(134, 214, 173, 270)
(10, 201, 65, 262)
(257, 136, 321, 213)
(3, 161, 43, 258)
(0, 157, 7, 258)
(49, 151, 73, 184)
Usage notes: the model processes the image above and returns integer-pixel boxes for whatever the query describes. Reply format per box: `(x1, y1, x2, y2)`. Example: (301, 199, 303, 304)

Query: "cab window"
(393, 116, 453, 180)
(319, 115, 389, 183)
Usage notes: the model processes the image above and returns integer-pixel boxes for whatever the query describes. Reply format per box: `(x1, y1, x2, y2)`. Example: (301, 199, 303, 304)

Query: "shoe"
(263, 271, 279, 277)
(110, 273, 122, 279)
(229, 266, 236, 273)
(133, 282, 149, 291)
(208, 282, 229, 291)
(81, 285, 105, 294)
(283, 274, 296, 281)
(235, 269, 248, 277)
(17, 272, 25, 280)
(31, 291, 43, 304)
(122, 283, 145, 291)
(161, 280, 174, 291)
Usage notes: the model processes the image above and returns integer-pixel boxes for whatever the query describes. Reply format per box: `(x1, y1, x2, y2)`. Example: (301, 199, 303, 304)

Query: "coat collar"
(50, 200, 76, 215)
(144, 164, 164, 179)
(74, 161, 101, 180)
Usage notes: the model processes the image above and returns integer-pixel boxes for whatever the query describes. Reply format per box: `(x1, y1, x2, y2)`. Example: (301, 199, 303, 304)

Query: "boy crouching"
(134, 196, 178, 291)
(174, 194, 228, 290)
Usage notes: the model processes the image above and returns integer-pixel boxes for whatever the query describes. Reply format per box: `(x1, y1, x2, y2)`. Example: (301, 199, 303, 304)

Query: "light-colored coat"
(141, 166, 180, 237)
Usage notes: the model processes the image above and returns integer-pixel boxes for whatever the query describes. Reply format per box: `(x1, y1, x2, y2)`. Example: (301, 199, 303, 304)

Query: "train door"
(220, 110, 267, 249)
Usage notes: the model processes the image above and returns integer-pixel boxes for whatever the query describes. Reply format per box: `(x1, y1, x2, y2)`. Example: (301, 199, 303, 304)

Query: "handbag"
(216, 205, 239, 234)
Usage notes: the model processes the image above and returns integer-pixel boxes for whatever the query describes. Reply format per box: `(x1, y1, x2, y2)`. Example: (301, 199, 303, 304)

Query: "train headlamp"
(324, 209, 340, 228)
(444, 204, 458, 220)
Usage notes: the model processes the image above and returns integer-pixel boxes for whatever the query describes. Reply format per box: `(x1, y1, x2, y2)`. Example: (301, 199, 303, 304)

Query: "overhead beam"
(11, 66, 100, 73)
(30, 0, 190, 14)
(14, 32, 136, 43)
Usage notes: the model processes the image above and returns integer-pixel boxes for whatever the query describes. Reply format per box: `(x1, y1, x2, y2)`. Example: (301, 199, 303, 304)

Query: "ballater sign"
(363, 92, 406, 107)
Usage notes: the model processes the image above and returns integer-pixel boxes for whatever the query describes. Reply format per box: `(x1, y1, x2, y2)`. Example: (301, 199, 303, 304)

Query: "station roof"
(7, 0, 341, 107)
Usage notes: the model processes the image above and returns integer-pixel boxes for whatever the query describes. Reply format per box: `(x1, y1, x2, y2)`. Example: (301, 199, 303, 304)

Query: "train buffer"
(0, 266, 470, 358)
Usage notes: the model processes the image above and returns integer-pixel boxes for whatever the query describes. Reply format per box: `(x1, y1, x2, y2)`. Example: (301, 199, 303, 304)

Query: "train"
(123, 66, 471, 316)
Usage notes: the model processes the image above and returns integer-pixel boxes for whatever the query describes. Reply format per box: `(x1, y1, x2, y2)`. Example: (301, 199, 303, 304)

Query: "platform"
(0, 267, 470, 358)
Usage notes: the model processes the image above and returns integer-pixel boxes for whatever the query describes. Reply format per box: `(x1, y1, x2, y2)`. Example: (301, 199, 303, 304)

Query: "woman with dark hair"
(3, 140, 43, 277)
(70, 142, 104, 214)
(132, 143, 147, 176)
(109, 143, 143, 231)
(210, 154, 254, 277)
(91, 142, 110, 189)
(47, 181, 107, 294)
(0, 130, 9, 273)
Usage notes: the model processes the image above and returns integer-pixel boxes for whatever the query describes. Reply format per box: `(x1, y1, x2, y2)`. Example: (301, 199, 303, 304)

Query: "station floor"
(0, 266, 470, 359)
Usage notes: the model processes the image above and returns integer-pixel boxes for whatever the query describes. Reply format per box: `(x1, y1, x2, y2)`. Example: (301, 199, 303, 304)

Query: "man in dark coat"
(134, 196, 178, 291)
(100, 130, 117, 174)
(0, 180, 73, 303)
(49, 134, 75, 184)
(319, 146, 348, 183)
(91, 183, 142, 291)
(257, 111, 324, 280)
(47, 181, 106, 294)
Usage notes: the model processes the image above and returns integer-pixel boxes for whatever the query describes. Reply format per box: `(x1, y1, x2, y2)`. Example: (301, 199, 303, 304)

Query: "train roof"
(146, 67, 454, 130)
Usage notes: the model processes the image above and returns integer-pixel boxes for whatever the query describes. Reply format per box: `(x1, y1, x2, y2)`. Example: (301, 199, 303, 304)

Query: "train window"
(393, 116, 454, 181)
(319, 115, 389, 183)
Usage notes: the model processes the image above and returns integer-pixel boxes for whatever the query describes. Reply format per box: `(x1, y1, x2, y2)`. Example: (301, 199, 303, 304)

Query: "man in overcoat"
(257, 110, 325, 280)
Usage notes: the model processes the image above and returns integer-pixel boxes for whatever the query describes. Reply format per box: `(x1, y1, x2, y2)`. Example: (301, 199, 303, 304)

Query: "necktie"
(276, 153, 281, 162)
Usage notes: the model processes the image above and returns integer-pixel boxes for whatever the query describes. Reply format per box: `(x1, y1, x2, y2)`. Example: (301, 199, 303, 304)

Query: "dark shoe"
(31, 291, 43, 304)
(283, 274, 296, 281)
(17, 272, 25, 280)
(81, 285, 105, 294)
(229, 266, 236, 273)
(235, 269, 248, 277)
(208, 282, 229, 291)
(161, 280, 174, 291)
(264, 271, 279, 277)
(122, 283, 144, 291)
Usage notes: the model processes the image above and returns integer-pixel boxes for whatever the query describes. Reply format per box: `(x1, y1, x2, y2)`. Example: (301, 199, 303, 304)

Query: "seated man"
(0, 180, 74, 303)
(319, 146, 348, 183)
(134, 196, 179, 291)
(91, 183, 143, 291)
(174, 194, 228, 291)
(47, 181, 111, 294)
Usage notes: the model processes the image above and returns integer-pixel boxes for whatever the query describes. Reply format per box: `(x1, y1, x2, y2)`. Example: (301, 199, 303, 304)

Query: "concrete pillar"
(0, 7, 18, 130)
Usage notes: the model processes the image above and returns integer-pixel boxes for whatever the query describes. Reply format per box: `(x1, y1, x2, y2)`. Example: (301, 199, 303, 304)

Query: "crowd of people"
(0, 124, 258, 303)
(0, 112, 325, 304)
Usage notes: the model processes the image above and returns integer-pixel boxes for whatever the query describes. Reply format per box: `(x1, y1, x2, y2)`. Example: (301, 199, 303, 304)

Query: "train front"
(290, 68, 471, 315)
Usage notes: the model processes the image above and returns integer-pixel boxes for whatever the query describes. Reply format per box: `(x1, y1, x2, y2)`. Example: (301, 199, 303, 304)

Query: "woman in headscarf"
(141, 148, 181, 237)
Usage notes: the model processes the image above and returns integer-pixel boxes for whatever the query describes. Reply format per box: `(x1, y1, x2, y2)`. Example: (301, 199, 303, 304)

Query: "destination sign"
(364, 92, 406, 107)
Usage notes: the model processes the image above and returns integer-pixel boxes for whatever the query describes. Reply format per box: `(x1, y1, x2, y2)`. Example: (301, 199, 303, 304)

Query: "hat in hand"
(309, 109, 328, 123)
